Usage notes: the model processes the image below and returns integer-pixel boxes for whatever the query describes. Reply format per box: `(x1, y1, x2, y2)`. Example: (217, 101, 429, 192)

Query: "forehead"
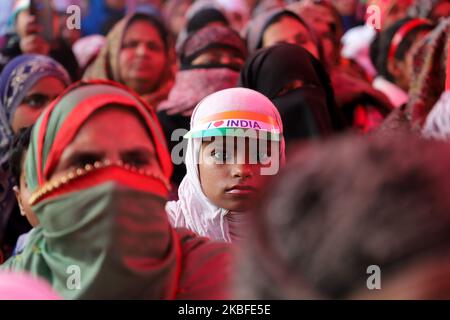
(62, 107, 157, 159)
(123, 19, 162, 40)
(264, 16, 309, 40)
(270, 15, 305, 29)
(27, 76, 66, 93)
(78, 106, 150, 135)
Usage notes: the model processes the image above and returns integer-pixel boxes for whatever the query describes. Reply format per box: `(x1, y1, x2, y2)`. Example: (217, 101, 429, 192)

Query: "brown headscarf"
(378, 18, 449, 135)
(83, 12, 176, 109)
(406, 17, 450, 129)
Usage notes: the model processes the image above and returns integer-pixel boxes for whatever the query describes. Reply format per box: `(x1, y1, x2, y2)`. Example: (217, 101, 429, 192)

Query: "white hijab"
(166, 88, 285, 242)
(422, 91, 450, 140)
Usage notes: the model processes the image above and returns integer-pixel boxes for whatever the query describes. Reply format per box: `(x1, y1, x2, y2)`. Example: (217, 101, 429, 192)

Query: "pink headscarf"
(0, 272, 60, 300)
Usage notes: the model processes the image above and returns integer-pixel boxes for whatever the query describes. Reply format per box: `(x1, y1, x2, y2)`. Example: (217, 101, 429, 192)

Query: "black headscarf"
(238, 43, 345, 143)
(186, 8, 229, 33)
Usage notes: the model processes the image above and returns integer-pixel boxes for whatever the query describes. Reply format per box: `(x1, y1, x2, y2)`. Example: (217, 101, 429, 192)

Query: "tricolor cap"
(184, 88, 283, 141)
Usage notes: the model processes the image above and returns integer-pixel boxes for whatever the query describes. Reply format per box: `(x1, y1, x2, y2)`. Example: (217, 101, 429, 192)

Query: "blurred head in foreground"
(237, 134, 450, 299)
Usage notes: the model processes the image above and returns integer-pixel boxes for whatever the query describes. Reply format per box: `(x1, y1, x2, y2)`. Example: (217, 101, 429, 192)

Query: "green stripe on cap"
(184, 127, 281, 141)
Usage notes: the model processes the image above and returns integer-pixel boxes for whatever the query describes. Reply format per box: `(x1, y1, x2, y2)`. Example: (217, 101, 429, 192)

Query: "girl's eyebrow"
(120, 147, 155, 160)
(64, 150, 105, 164)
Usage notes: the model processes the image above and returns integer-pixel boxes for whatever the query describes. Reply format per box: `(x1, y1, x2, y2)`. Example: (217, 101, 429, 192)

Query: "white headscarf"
(166, 88, 285, 242)
(422, 91, 450, 140)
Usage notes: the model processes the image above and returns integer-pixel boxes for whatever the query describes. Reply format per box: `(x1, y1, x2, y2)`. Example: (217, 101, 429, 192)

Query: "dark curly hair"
(8, 127, 32, 187)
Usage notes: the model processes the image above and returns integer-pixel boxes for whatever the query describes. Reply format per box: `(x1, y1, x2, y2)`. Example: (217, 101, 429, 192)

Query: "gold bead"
(85, 164, 93, 171)
(61, 176, 68, 184)
(104, 159, 111, 166)
(94, 161, 102, 168)
(76, 168, 84, 176)
(68, 172, 75, 179)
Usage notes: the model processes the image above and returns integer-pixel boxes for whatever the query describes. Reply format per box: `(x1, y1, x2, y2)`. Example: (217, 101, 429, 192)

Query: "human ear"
(13, 186, 26, 217)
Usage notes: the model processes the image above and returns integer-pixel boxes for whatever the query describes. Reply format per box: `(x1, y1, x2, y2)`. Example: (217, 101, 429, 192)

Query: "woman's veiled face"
(11, 76, 66, 134)
(120, 20, 167, 95)
(262, 16, 319, 59)
(50, 107, 160, 181)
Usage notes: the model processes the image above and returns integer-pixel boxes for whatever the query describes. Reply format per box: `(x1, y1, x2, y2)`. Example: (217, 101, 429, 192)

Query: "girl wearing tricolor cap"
(166, 87, 285, 243)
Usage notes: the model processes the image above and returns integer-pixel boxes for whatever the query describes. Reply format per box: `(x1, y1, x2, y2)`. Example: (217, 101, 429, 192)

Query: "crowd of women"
(0, 0, 449, 299)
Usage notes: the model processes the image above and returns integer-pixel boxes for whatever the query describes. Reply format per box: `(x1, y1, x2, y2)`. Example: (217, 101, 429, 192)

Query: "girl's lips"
(225, 186, 257, 195)
(130, 61, 152, 70)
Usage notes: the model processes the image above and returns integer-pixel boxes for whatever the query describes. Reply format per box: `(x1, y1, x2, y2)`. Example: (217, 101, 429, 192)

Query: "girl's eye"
(123, 157, 150, 168)
(147, 42, 163, 52)
(123, 41, 138, 49)
(276, 79, 318, 98)
(276, 80, 304, 97)
(295, 34, 308, 45)
(69, 153, 102, 170)
(212, 150, 230, 162)
(258, 151, 270, 163)
(22, 94, 50, 108)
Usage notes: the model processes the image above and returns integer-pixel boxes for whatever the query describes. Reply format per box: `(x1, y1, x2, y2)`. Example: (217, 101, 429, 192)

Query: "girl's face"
(16, 9, 39, 38)
(262, 16, 319, 60)
(119, 19, 167, 95)
(198, 136, 279, 212)
(51, 107, 160, 181)
(12, 76, 66, 134)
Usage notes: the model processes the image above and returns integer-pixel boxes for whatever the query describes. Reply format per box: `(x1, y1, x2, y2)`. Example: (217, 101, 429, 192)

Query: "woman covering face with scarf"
(159, 25, 247, 117)
(0, 54, 70, 253)
(1, 80, 231, 299)
(239, 43, 345, 144)
(158, 24, 247, 187)
(83, 12, 175, 109)
(166, 87, 285, 243)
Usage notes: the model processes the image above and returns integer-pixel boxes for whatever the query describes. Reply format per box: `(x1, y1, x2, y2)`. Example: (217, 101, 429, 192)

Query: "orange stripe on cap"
(198, 111, 278, 126)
